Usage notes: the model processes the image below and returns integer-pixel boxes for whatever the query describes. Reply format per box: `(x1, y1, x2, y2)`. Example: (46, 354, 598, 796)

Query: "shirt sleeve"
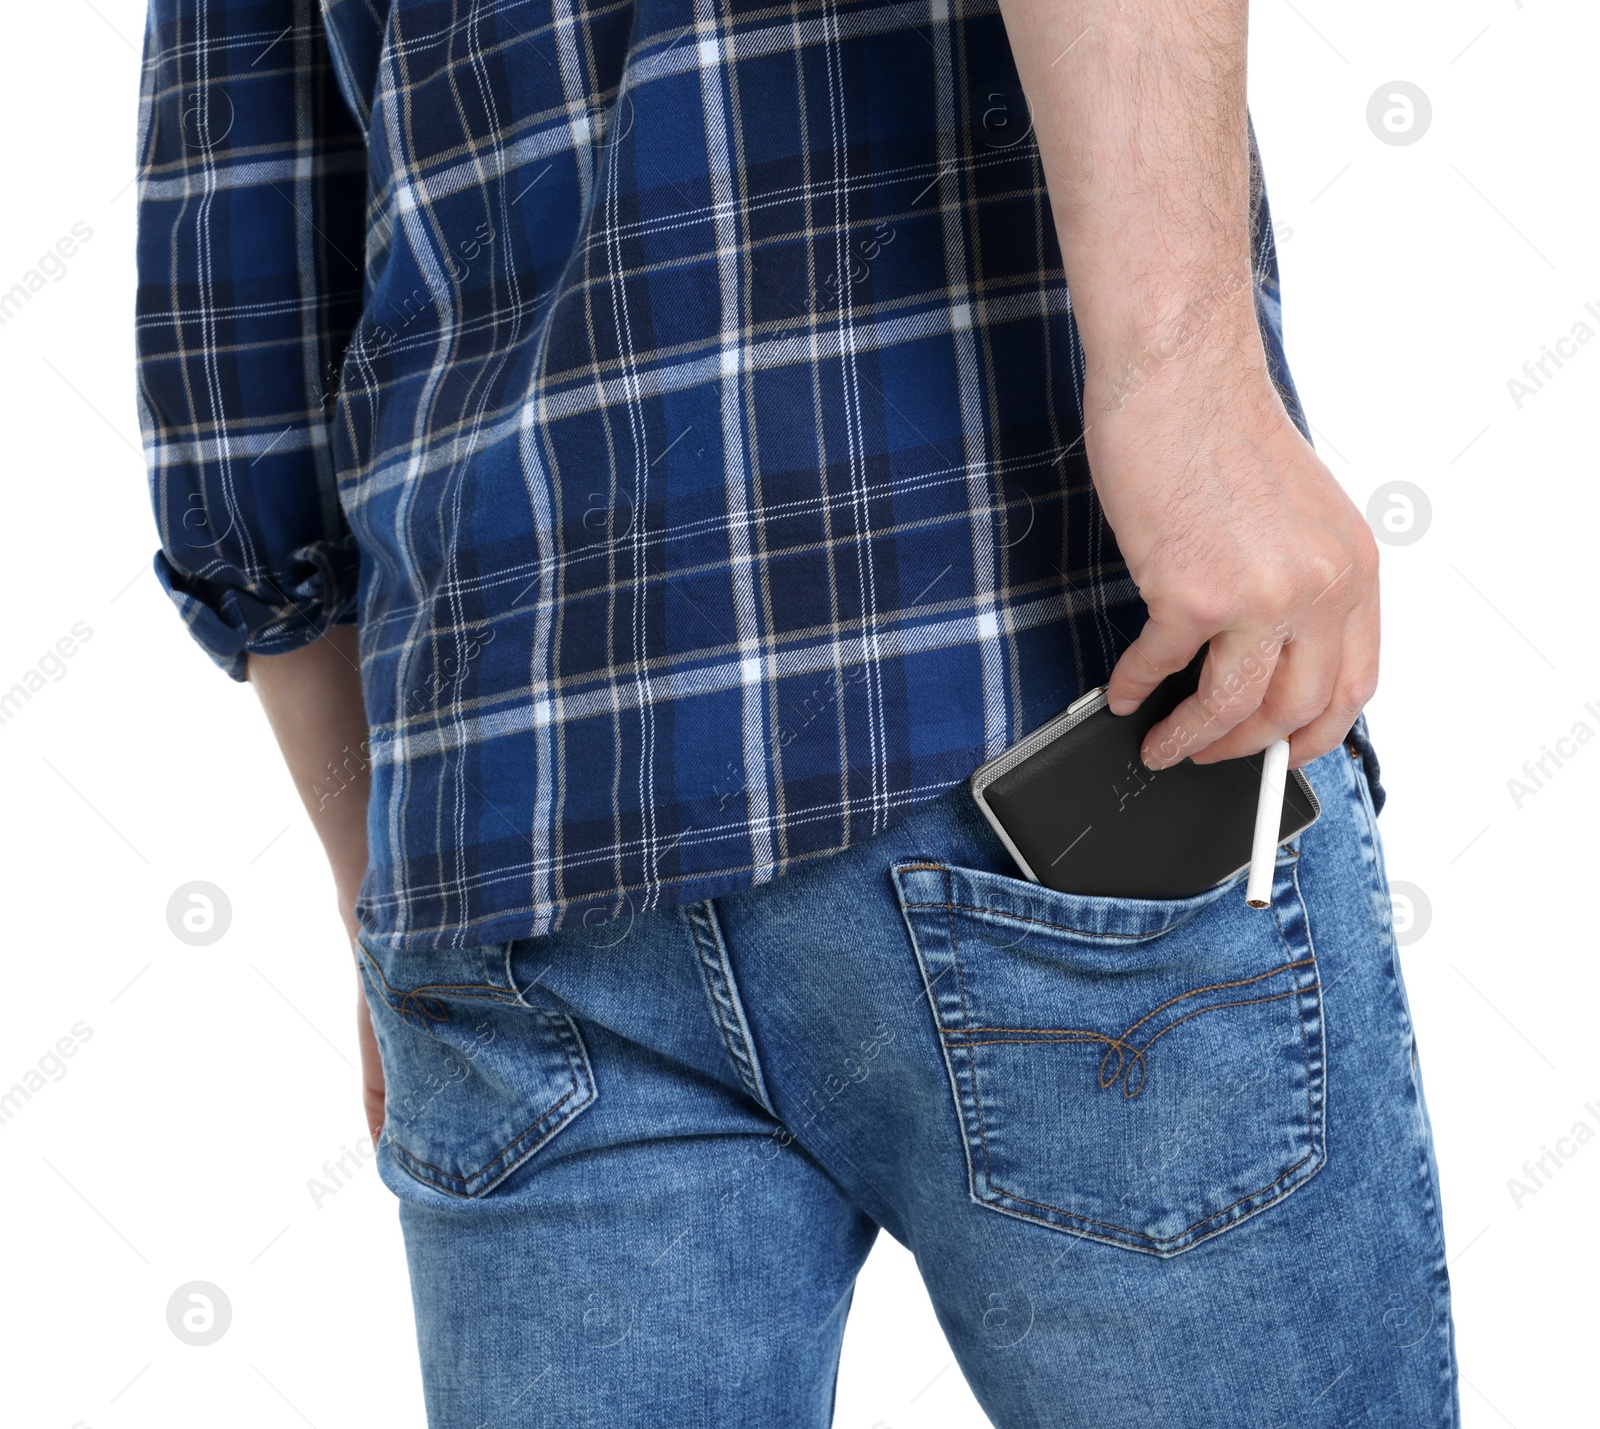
(134, 0, 368, 680)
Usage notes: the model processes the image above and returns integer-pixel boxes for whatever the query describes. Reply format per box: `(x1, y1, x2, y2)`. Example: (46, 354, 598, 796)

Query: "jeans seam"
(1342, 739, 1456, 1417)
(686, 901, 777, 1117)
(354, 939, 521, 1022)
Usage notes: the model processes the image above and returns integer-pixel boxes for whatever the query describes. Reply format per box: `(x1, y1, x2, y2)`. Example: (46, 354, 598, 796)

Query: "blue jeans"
(356, 730, 1457, 1426)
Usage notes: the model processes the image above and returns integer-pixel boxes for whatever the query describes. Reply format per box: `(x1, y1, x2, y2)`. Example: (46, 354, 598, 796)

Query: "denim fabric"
(1347, 709, 1387, 817)
(356, 730, 1455, 1426)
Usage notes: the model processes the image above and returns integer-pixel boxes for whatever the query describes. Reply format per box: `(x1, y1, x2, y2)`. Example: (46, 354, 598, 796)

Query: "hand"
(981, 0, 1363, 769)
(356, 978, 385, 1147)
(1092, 364, 1380, 771)
(339, 892, 385, 1148)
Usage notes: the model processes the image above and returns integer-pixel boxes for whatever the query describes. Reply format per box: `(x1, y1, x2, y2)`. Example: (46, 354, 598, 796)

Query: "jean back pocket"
(357, 935, 597, 1198)
(892, 853, 1326, 1256)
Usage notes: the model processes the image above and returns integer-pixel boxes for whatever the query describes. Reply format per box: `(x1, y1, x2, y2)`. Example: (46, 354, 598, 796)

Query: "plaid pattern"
(135, 0, 1307, 951)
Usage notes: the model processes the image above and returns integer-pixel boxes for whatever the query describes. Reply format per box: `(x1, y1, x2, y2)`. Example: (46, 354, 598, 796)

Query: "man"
(135, 0, 1458, 1423)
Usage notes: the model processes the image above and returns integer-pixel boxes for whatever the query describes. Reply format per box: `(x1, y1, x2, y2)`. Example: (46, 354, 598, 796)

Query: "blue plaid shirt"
(136, 0, 1307, 951)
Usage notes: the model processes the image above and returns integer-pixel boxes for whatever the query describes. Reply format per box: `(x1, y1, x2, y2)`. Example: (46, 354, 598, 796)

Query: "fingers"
(365, 1091, 386, 1148)
(1183, 595, 1377, 768)
(1140, 626, 1287, 769)
(1105, 611, 1212, 717)
(1285, 596, 1379, 767)
(356, 988, 386, 1146)
(1187, 633, 1329, 765)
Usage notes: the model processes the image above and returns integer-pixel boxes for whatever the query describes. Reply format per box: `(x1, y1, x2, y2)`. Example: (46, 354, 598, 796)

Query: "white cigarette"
(1245, 738, 1291, 909)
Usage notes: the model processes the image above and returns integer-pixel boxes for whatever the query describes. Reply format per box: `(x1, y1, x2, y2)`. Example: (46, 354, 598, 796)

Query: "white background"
(2, 1, 1594, 1425)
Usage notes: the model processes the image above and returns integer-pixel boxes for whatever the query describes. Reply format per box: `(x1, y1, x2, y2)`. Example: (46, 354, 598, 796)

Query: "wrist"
(1088, 349, 1283, 465)
(1075, 269, 1266, 418)
(1082, 352, 1297, 515)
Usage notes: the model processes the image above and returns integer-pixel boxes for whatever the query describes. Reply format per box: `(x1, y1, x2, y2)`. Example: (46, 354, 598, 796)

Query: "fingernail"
(1108, 697, 1136, 716)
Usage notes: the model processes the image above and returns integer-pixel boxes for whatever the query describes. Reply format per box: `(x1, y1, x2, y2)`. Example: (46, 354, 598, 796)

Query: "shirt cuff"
(153, 534, 361, 681)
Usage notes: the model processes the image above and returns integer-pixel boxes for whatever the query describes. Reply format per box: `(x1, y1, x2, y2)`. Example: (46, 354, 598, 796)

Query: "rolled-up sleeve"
(134, 0, 367, 679)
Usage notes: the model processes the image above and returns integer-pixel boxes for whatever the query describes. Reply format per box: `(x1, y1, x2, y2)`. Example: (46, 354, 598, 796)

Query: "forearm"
(998, 0, 1377, 765)
(997, 0, 1262, 411)
(246, 626, 371, 940)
